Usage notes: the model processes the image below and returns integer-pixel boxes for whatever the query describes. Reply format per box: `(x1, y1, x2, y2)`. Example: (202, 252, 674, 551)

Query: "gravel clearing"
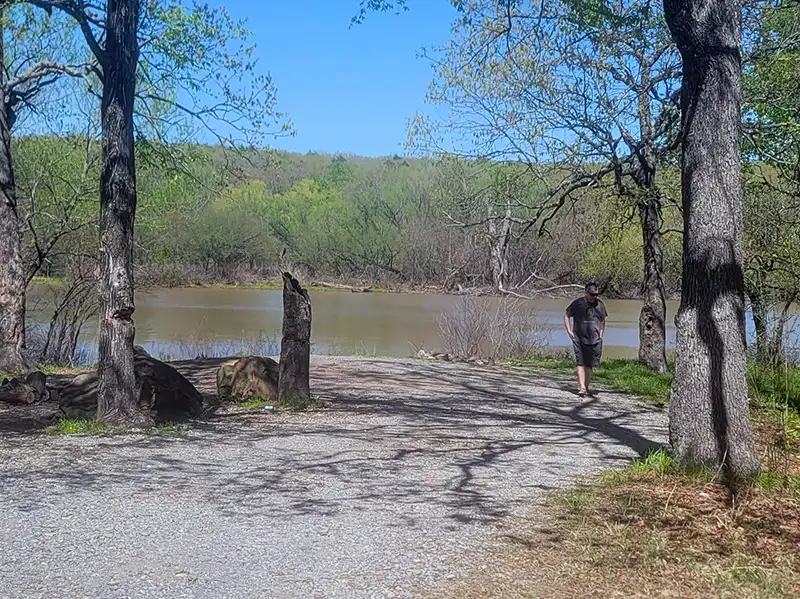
(0, 356, 666, 599)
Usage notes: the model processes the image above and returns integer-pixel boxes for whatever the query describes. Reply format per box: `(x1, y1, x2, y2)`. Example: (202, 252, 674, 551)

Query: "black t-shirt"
(566, 297, 607, 345)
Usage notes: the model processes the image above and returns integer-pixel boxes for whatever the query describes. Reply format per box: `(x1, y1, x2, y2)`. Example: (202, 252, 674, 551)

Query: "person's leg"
(573, 338, 587, 393)
(586, 342, 602, 394)
(576, 365, 587, 393)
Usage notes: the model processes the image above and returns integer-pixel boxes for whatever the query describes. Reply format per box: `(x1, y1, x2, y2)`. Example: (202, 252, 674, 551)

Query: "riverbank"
(30, 273, 657, 300)
(428, 355, 800, 599)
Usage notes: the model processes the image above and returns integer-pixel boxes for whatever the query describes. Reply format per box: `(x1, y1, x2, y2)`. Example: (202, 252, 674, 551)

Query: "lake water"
(28, 286, 688, 362)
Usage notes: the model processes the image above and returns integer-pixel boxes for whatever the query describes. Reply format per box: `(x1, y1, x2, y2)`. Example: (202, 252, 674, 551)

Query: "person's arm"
(564, 302, 576, 340)
(563, 313, 575, 340)
(598, 303, 607, 340)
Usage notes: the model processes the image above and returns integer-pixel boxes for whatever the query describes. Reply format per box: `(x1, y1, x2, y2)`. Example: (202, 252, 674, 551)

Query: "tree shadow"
(2, 357, 666, 528)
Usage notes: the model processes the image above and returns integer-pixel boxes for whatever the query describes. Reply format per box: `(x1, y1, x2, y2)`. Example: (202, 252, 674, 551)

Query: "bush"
(436, 296, 547, 361)
(748, 362, 800, 412)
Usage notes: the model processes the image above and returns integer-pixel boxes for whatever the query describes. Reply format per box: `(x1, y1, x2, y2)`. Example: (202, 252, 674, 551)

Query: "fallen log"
(0, 371, 48, 405)
(310, 280, 372, 293)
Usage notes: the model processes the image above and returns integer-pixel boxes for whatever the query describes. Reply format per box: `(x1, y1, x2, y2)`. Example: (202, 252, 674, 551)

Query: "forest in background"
(19, 135, 685, 297)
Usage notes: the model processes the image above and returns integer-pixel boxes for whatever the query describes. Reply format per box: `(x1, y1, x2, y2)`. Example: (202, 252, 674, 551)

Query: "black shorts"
(573, 338, 602, 368)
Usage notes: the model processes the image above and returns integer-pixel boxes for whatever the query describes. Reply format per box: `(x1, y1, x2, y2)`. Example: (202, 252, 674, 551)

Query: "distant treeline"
(18, 136, 685, 297)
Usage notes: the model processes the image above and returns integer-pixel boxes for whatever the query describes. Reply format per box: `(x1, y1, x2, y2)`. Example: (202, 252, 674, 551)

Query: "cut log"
(310, 280, 372, 293)
(278, 272, 312, 407)
(0, 371, 48, 405)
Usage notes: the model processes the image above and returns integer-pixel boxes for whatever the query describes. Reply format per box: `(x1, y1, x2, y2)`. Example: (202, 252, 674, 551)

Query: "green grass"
(519, 352, 800, 412)
(515, 353, 673, 405)
(753, 470, 800, 492)
(239, 395, 320, 410)
(240, 397, 274, 409)
(747, 362, 800, 411)
(627, 448, 675, 475)
(47, 418, 189, 436)
(47, 418, 110, 435)
(29, 275, 66, 286)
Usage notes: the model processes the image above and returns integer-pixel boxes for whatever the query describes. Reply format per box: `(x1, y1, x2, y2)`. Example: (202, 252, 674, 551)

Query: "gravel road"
(0, 356, 666, 599)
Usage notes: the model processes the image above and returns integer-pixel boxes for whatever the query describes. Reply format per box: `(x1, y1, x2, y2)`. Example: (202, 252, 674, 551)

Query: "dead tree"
(278, 271, 312, 407)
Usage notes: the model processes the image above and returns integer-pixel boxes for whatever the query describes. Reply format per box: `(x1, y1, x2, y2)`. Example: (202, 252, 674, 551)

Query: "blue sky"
(221, 1, 458, 157)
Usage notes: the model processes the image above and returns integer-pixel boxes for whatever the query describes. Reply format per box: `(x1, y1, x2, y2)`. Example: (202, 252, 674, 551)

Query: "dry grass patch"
(427, 459, 800, 599)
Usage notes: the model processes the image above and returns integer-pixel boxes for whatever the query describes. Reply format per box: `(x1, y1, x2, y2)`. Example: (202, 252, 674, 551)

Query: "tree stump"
(278, 272, 312, 407)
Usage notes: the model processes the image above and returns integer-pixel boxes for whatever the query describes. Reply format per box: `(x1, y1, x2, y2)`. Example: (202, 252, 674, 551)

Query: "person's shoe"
(577, 388, 587, 397)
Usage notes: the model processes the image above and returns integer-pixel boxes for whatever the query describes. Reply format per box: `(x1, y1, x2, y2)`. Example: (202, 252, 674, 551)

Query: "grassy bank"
(430, 451, 800, 599)
(462, 353, 800, 598)
(516, 352, 800, 412)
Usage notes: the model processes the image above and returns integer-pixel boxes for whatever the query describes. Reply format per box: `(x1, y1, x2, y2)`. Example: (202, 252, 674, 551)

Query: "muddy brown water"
(26, 285, 690, 362)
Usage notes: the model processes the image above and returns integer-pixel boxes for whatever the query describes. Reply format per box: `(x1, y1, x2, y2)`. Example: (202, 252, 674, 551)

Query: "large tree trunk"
(278, 272, 312, 407)
(664, 0, 759, 482)
(0, 15, 32, 375)
(96, 0, 150, 426)
(638, 197, 668, 372)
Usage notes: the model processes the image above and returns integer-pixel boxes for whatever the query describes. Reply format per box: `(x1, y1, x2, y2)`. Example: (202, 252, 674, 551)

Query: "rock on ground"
(0, 356, 666, 599)
(58, 351, 204, 423)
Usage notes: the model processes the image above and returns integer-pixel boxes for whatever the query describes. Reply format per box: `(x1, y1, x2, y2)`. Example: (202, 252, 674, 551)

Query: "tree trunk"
(633, 67, 668, 374)
(768, 297, 795, 364)
(750, 291, 770, 365)
(96, 0, 150, 426)
(638, 197, 668, 372)
(0, 14, 32, 375)
(664, 0, 759, 482)
(488, 200, 511, 292)
(278, 272, 312, 407)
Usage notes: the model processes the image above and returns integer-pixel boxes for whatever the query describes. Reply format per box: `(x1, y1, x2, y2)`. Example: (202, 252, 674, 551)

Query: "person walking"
(563, 282, 607, 396)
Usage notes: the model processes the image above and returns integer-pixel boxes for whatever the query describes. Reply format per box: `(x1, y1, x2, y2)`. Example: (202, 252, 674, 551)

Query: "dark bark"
(664, 0, 759, 482)
(0, 13, 32, 374)
(633, 72, 668, 374)
(278, 272, 312, 407)
(0, 371, 47, 405)
(95, 0, 150, 425)
(638, 197, 668, 372)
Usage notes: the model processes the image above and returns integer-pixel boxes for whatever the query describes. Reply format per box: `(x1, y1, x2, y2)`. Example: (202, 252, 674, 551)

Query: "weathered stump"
(216, 356, 280, 403)
(278, 272, 311, 407)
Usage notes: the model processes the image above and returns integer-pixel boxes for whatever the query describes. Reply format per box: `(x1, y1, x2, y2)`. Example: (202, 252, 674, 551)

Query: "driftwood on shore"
(278, 272, 312, 406)
(310, 281, 372, 293)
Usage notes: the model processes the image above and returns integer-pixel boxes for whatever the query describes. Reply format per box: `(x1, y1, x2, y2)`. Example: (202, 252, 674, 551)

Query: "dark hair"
(585, 282, 599, 294)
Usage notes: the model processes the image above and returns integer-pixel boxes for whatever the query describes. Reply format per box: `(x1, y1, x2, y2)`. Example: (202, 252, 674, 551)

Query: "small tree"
(390, 0, 682, 371)
(25, 0, 291, 424)
(0, 5, 92, 373)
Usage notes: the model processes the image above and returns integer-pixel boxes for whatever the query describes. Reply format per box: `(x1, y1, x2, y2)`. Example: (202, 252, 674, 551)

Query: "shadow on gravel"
(1, 358, 665, 527)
